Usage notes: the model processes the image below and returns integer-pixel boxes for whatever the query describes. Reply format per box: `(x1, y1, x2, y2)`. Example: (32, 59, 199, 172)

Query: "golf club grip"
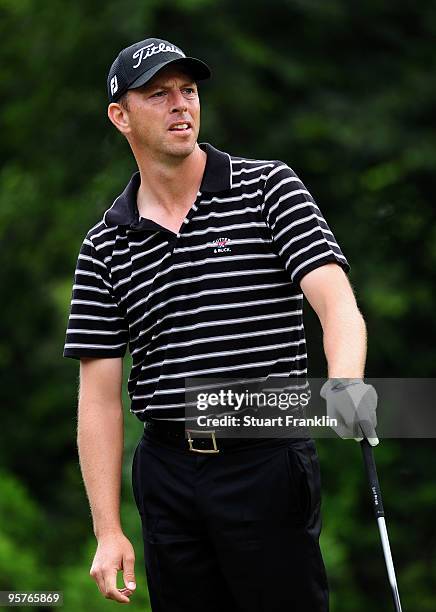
(360, 439, 385, 517)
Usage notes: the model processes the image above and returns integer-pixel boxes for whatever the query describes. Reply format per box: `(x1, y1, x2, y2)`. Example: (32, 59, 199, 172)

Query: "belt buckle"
(186, 429, 220, 454)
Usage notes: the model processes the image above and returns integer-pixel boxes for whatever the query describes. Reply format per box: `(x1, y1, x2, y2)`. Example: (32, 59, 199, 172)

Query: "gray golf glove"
(320, 378, 379, 446)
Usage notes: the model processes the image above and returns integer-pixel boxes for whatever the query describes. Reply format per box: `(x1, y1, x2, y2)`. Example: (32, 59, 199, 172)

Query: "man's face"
(120, 65, 201, 160)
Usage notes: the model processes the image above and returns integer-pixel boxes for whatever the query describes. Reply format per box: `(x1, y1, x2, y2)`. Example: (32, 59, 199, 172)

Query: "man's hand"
(90, 531, 137, 604)
(320, 378, 379, 446)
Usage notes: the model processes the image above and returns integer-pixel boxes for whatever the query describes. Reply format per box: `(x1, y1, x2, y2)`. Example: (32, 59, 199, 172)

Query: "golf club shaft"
(360, 439, 403, 612)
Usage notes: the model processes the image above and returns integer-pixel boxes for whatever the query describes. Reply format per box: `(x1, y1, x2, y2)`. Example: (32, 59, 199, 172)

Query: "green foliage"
(0, 1, 435, 610)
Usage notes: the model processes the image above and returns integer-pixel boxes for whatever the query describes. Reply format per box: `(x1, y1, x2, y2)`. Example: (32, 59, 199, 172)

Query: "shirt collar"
(103, 142, 231, 228)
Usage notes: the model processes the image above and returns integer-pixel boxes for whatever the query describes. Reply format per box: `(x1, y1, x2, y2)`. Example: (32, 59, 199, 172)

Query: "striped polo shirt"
(63, 142, 350, 421)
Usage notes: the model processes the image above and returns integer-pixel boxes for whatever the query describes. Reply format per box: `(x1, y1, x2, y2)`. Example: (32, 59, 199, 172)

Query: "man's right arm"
(78, 356, 136, 604)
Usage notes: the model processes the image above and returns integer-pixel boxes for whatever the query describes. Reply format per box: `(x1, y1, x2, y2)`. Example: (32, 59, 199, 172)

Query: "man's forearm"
(77, 399, 124, 538)
(321, 303, 367, 378)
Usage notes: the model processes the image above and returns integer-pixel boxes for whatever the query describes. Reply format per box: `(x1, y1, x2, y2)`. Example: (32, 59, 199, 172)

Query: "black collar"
(103, 142, 231, 228)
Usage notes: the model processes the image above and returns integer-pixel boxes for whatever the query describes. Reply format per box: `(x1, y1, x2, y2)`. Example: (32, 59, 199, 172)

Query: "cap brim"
(128, 57, 211, 91)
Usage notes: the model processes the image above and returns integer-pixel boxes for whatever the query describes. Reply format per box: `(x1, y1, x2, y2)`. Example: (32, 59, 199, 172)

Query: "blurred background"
(1, 1, 435, 610)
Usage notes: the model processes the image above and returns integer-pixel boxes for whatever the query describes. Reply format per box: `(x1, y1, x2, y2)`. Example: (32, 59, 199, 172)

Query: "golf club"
(360, 439, 403, 612)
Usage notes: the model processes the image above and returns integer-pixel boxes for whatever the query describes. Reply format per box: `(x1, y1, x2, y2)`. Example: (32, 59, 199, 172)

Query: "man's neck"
(135, 144, 207, 218)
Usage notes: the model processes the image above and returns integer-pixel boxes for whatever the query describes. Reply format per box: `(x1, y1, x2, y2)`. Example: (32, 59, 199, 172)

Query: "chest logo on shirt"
(212, 237, 232, 254)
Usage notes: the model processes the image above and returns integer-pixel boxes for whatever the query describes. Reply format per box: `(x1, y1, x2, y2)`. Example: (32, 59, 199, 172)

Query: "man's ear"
(107, 102, 130, 135)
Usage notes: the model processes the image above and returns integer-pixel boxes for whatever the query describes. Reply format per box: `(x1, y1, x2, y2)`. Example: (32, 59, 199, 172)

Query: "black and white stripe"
(63, 142, 349, 420)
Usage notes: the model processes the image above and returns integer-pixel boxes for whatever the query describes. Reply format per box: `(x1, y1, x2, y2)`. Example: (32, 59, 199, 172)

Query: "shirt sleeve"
(63, 233, 129, 360)
(261, 162, 350, 286)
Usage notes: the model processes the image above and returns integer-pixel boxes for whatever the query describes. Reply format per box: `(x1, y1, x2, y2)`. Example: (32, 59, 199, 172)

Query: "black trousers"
(132, 430, 329, 611)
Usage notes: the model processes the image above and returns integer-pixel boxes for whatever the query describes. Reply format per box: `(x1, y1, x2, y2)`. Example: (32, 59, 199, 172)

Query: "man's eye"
(183, 88, 196, 94)
(151, 91, 166, 97)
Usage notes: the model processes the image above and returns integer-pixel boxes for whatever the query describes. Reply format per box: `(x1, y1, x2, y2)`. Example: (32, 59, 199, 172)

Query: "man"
(63, 37, 378, 610)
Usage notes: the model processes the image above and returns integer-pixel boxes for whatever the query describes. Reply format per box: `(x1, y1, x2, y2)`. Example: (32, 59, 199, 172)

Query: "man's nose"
(169, 89, 188, 113)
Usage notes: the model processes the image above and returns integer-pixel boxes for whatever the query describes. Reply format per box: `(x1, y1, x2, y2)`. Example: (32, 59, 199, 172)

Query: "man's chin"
(162, 139, 197, 159)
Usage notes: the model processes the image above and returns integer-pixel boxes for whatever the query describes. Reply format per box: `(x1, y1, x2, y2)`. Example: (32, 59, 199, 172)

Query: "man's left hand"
(320, 378, 379, 446)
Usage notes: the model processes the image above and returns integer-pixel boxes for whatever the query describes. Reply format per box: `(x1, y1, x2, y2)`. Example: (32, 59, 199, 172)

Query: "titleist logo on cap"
(132, 42, 186, 69)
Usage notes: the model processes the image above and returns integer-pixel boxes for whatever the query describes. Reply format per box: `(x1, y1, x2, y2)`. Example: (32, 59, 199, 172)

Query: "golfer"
(63, 37, 378, 611)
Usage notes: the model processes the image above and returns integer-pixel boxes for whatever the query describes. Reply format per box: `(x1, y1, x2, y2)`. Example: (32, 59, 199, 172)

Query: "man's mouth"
(168, 121, 192, 132)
